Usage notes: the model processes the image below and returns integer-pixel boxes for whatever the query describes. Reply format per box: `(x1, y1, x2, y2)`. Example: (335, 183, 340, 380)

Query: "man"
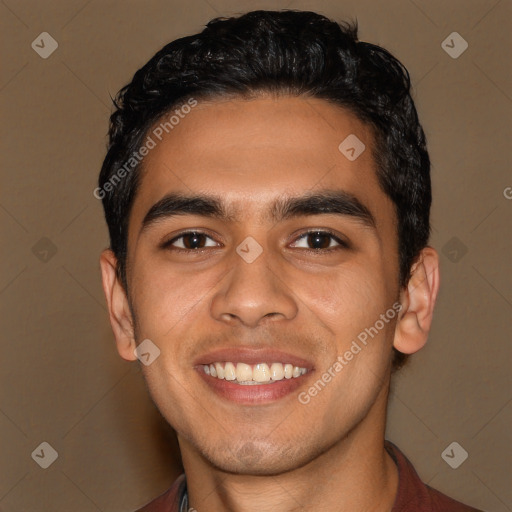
(97, 10, 482, 512)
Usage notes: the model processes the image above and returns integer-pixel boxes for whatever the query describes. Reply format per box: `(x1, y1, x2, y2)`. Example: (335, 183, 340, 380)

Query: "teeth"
(202, 362, 308, 383)
(237, 380, 275, 385)
(236, 362, 253, 382)
(270, 362, 284, 380)
(253, 363, 271, 382)
(215, 362, 225, 379)
(224, 362, 236, 381)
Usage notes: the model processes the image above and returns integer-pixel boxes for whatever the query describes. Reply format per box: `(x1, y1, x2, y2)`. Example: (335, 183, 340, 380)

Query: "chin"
(201, 438, 322, 477)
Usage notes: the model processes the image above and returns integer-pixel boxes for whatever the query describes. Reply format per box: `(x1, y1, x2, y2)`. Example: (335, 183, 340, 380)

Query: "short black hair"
(98, 9, 431, 370)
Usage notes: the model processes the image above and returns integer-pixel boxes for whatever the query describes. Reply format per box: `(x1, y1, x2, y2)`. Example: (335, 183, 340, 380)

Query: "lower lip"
(196, 368, 313, 405)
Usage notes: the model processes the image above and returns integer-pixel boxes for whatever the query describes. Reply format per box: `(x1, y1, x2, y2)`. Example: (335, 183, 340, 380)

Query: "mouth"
(194, 348, 314, 404)
(200, 361, 308, 384)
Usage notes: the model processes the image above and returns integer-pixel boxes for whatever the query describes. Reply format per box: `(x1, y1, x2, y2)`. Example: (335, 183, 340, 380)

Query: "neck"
(179, 385, 398, 512)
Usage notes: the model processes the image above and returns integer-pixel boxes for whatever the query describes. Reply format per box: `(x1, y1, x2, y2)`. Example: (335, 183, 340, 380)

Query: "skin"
(100, 96, 440, 512)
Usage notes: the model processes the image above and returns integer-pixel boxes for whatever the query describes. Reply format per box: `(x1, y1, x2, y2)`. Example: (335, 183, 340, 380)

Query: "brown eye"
(165, 231, 218, 251)
(290, 230, 348, 251)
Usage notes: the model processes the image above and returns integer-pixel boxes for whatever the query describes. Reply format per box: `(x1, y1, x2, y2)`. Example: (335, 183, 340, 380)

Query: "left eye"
(290, 231, 346, 250)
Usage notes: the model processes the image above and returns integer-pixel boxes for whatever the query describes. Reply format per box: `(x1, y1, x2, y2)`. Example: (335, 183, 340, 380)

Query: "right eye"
(162, 231, 221, 252)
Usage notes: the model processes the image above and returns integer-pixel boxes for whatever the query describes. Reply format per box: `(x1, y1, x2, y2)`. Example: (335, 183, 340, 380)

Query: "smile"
(202, 362, 308, 384)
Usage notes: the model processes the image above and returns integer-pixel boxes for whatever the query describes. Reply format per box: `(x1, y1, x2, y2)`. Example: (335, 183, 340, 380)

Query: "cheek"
(129, 255, 223, 340)
(295, 263, 397, 390)
(296, 264, 391, 336)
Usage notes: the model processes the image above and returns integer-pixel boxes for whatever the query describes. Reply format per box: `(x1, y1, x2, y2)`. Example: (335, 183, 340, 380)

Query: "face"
(120, 96, 402, 475)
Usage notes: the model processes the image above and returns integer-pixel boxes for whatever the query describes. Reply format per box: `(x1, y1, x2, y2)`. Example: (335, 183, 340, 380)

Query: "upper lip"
(194, 347, 315, 370)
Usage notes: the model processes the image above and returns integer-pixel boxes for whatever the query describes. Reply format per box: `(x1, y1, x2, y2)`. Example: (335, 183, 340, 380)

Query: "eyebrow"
(140, 189, 377, 233)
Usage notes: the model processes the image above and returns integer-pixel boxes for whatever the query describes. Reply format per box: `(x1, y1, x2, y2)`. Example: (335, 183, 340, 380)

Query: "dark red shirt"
(135, 441, 482, 511)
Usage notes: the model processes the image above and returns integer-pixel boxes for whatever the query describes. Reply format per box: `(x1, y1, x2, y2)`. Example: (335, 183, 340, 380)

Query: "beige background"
(1, 0, 510, 511)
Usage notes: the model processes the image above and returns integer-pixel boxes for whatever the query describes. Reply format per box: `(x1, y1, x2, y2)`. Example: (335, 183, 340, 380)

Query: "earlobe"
(393, 247, 440, 355)
(99, 249, 137, 361)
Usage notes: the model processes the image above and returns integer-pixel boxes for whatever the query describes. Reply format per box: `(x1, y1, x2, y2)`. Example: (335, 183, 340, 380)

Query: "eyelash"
(161, 229, 349, 253)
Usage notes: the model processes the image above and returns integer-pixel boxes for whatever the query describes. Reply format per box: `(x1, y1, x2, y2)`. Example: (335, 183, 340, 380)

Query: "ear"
(394, 247, 440, 355)
(99, 249, 137, 361)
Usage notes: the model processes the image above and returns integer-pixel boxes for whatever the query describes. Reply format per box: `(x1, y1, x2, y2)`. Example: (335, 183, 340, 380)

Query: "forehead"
(128, 95, 393, 241)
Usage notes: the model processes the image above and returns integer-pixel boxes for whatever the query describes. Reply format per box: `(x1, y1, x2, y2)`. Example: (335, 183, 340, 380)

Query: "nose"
(210, 243, 298, 328)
